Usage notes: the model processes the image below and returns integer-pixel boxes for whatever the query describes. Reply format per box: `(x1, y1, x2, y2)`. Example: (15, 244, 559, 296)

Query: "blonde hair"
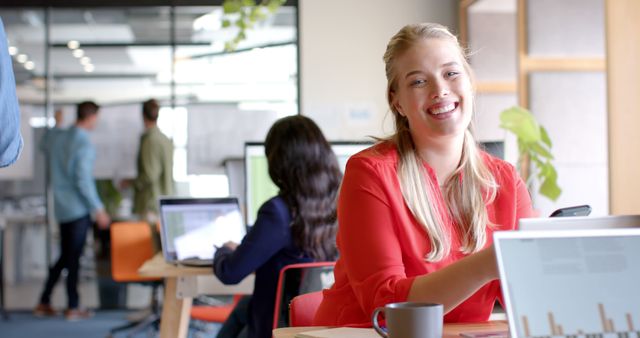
(383, 23, 498, 261)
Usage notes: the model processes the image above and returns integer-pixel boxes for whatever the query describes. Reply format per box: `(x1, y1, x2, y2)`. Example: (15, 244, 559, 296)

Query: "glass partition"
(0, 4, 298, 196)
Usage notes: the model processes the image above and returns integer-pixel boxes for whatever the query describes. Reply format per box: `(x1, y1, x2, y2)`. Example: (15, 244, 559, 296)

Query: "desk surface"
(272, 321, 509, 338)
(0, 213, 46, 229)
(139, 252, 254, 338)
(138, 253, 213, 277)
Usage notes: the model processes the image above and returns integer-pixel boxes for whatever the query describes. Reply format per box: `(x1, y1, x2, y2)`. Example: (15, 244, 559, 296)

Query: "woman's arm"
(213, 197, 291, 284)
(0, 17, 23, 167)
(407, 245, 497, 313)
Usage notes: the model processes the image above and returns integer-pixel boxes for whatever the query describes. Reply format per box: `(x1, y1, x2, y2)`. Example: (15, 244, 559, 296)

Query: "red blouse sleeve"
(336, 156, 416, 317)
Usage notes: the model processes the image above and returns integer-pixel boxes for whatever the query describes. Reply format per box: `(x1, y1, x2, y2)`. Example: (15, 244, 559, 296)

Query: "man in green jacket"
(133, 99, 174, 245)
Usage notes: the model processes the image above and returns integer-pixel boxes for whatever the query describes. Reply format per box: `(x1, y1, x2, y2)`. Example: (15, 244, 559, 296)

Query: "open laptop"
(158, 197, 246, 266)
(519, 215, 640, 231)
(494, 228, 640, 338)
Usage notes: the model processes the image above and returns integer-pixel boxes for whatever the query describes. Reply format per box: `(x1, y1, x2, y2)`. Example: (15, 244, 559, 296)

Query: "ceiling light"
(24, 61, 35, 70)
(72, 49, 84, 58)
(67, 40, 80, 49)
(16, 54, 28, 63)
(8, 46, 18, 55)
(29, 116, 48, 128)
(80, 56, 91, 65)
(84, 64, 95, 73)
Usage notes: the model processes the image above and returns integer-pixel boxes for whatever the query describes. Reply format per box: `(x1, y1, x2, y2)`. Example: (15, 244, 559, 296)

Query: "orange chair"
(289, 290, 324, 327)
(190, 294, 244, 323)
(272, 262, 335, 329)
(109, 221, 163, 338)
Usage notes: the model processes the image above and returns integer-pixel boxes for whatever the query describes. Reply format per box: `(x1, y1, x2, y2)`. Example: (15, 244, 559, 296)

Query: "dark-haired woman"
(213, 115, 342, 338)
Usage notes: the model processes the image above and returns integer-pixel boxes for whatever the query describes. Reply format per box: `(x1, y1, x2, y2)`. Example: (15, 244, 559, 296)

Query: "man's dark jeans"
(39, 214, 92, 309)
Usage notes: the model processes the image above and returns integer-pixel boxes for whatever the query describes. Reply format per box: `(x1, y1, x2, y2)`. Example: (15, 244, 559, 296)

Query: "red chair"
(289, 290, 324, 327)
(272, 262, 335, 329)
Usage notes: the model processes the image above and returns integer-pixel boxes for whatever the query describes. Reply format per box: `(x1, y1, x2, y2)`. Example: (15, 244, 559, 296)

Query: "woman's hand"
(222, 241, 239, 251)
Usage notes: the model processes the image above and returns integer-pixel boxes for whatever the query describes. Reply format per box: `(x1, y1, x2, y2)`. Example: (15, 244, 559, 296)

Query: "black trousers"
(39, 214, 92, 309)
(216, 295, 251, 338)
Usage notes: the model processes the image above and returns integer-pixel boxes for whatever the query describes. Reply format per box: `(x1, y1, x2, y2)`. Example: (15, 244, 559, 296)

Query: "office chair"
(289, 290, 324, 327)
(108, 221, 163, 338)
(272, 262, 335, 329)
(189, 294, 245, 337)
(191, 293, 243, 322)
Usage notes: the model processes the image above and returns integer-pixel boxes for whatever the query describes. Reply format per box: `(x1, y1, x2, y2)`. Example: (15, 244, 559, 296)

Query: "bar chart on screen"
(497, 231, 640, 338)
(520, 303, 639, 338)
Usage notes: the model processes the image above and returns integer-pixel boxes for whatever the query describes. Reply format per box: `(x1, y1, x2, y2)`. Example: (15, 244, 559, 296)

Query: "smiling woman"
(313, 23, 535, 327)
(390, 37, 474, 157)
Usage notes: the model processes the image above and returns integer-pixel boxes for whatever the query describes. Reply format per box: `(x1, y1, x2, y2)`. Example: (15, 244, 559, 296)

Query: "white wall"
(299, 0, 458, 140)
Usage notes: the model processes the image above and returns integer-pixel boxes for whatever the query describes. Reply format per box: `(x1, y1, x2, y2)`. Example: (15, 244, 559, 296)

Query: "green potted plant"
(499, 106, 561, 201)
(221, 0, 286, 51)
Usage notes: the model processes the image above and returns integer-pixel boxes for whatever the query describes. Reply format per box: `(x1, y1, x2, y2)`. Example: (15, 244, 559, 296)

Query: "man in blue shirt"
(34, 101, 110, 321)
(0, 17, 23, 167)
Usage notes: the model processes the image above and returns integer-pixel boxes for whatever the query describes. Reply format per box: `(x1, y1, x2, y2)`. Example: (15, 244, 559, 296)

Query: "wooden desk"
(138, 253, 255, 338)
(272, 321, 509, 338)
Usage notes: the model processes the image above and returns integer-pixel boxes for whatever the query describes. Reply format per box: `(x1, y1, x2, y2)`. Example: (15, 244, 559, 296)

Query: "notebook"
(494, 228, 640, 338)
(519, 215, 640, 231)
(158, 197, 246, 266)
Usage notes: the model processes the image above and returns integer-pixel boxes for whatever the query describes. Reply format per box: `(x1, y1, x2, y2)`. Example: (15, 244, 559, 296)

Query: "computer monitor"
(244, 141, 372, 226)
(244, 142, 279, 226)
(479, 140, 505, 159)
(331, 141, 373, 172)
(519, 215, 640, 231)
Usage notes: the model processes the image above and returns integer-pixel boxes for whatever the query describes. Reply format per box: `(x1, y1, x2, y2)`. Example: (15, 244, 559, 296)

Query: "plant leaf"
(540, 176, 562, 201)
(224, 41, 236, 51)
(540, 126, 552, 148)
(500, 105, 561, 202)
(223, 0, 242, 14)
(267, 0, 285, 12)
(222, 0, 284, 51)
(530, 142, 553, 159)
(499, 106, 541, 144)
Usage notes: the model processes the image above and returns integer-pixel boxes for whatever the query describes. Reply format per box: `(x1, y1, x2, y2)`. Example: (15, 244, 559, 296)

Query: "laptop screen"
(519, 215, 640, 231)
(159, 197, 246, 262)
(494, 229, 640, 338)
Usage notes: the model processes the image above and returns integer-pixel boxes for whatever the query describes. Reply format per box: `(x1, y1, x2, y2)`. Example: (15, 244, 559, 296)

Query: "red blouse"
(313, 142, 533, 326)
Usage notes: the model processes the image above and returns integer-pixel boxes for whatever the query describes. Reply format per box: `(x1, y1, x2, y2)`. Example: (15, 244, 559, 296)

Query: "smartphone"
(460, 331, 509, 338)
(549, 204, 592, 217)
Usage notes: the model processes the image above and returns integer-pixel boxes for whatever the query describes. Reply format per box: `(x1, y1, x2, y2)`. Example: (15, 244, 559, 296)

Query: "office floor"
(2, 278, 222, 338)
(1, 278, 156, 338)
(4, 278, 151, 311)
(0, 310, 148, 338)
